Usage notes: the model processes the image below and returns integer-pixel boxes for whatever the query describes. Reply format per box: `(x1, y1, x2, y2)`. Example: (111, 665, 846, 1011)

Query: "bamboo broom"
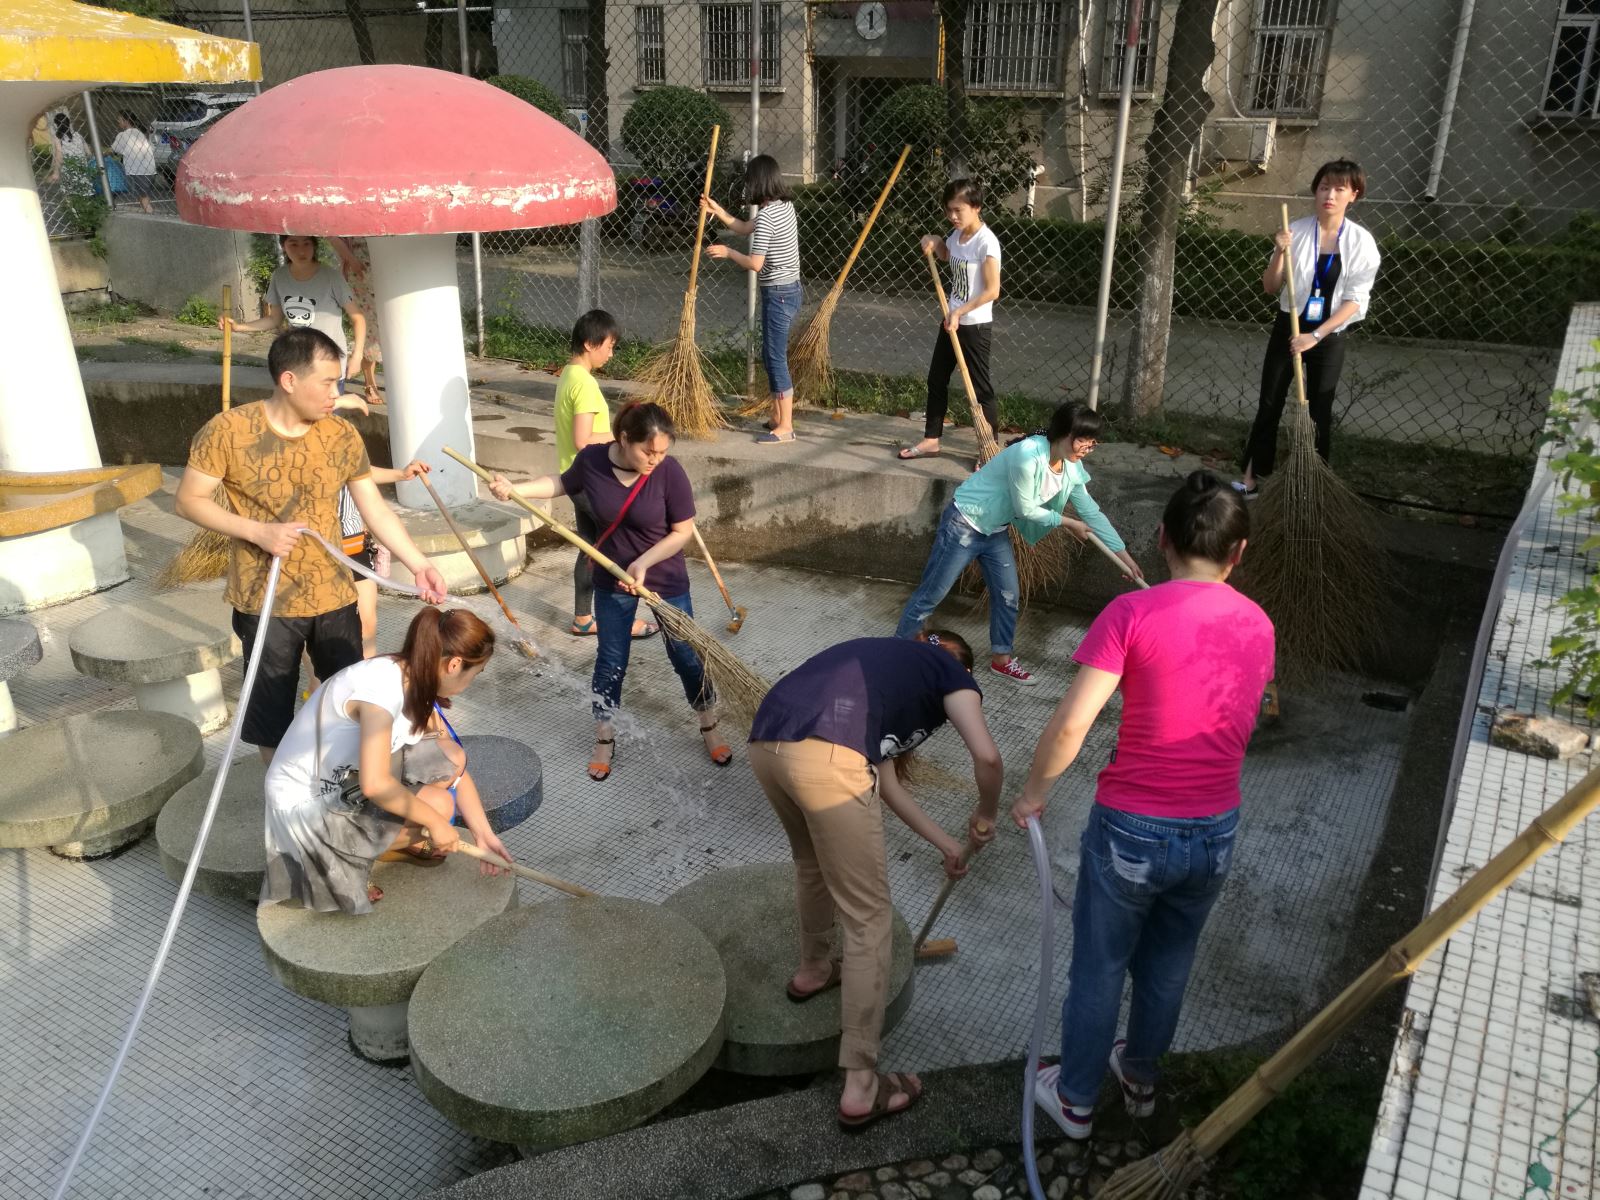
(444, 447, 771, 719)
(451, 841, 597, 898)
(418, 473, 540, 660)
(635, 126, 729, 439)
(746, 144, 913, 416)
(912, 820, 989, 960)
(156, 285, 236, 588)
(1101, 761, 1600, 1200)
(1234, 205, 1384, 682)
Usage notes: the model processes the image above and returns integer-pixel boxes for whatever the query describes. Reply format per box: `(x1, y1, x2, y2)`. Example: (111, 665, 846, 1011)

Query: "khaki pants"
(749, 738, 893, 1071)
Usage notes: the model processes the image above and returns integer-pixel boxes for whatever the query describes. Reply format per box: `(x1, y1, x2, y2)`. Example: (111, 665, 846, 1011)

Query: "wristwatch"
(1312, 328, 1325, 342)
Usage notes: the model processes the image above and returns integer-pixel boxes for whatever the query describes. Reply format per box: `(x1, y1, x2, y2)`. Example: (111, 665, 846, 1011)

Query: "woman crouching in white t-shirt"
(261, 607, 512, 914)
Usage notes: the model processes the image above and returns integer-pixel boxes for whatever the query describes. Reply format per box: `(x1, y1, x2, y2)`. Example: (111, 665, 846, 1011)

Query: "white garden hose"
(1022, 815, 1055, 1200)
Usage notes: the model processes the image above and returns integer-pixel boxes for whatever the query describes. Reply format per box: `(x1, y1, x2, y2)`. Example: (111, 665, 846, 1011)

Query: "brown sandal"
(786, 960, 843, 1003)
(588, 737, 616, 782)
(700, 721, 732, 768)
(838, 1072, 923, 1132)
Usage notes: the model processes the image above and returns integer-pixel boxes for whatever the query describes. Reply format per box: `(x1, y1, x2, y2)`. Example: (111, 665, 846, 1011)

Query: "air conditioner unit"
(1205, 117, 1276, 169)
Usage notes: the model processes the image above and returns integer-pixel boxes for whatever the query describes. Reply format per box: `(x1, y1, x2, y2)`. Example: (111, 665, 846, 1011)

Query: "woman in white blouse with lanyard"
(1237, 160, 1381, 496)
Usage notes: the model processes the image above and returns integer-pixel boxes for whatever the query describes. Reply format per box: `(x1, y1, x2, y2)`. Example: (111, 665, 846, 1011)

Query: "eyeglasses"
(1074, 438, 1098, 453)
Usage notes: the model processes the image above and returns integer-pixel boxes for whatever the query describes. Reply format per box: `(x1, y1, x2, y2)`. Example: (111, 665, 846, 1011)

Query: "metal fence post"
(578, 215, 601, 312)
(240, 0, 262, 94)
(746, 0, 761, 399)
(458, 0, 486, 357)
(81, 91, 114, 208)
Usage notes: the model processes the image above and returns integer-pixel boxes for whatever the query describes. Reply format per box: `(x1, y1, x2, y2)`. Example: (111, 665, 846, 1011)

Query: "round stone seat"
(0, 617, 42, 735)
(457, 734, 541, 833)
(399, 502, 530, 595)
(0, 710, 203, 859)
(409, 897, 725, 1151)
(69, 591, 240, 733)
(257, 838, 517, 1062)
(155, 757, 267, 902)
(663, 862, 915, 1076)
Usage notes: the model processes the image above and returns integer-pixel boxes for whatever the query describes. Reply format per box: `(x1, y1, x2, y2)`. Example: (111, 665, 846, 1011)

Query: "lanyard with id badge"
(1303, 220, 1343, 324)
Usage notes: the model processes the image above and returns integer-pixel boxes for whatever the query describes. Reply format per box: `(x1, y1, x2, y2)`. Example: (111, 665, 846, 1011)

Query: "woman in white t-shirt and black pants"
(900, 179, 1002, 462)
(704, 155, 803, 444)
(110, 110, 157, 215)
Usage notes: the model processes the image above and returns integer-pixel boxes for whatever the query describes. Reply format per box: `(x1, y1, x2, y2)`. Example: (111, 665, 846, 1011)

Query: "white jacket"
(1275, 214, 1381, 330)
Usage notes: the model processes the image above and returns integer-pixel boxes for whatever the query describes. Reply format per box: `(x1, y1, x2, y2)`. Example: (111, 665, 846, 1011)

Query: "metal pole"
(746, 0, 761, 400)
(1084, 0, 1143, 412)
(81, 91, 114, 207)
(240, 0, 262, 94)
(457, 0, 486, 356)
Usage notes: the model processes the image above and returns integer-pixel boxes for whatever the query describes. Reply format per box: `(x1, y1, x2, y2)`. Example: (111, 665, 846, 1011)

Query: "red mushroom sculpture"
(175, 65, 616, 507)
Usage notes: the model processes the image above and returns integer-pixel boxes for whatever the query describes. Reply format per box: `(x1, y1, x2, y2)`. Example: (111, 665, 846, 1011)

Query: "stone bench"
(69, 591, 240, 733)
(457, 734, 542, 833)
(408, 897, 725, 1153)
(663, 861, 915, 1076)
(0, 710, 203, 858)
(398, 502, 531, 596)
(0, 618, 42, 735)
(155, 757, 267, 902)
(256, 839, 517, 1063)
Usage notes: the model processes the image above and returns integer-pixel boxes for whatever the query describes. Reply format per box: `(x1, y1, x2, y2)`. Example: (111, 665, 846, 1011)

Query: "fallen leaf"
(1158, 445, 1183, 458)
(830, 410, 847, 420)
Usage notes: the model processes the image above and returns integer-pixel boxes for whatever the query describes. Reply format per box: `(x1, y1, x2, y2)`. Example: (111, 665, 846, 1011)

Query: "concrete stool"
(69, 592, 240, 733)
(0, 710, 203, 859)
(257, 838, 516, 1063)
(155, 757, 267, 902)
(456, 734, 542, 833)
(663, 862, 915, 1076)
(0, 618, 42, 735)
(409, 897, 725, 1152)
(399, 503, 531, 595)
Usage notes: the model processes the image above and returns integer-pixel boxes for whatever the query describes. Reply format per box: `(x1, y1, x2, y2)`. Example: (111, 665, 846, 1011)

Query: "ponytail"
(393, 607, 496, 731)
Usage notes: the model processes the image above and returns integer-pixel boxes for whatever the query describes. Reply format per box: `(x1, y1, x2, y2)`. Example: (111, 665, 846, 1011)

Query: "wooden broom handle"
(1189, 761, 1600, 1157)
(444, 447, 665, 605)
(923, 249, 998, 453)
(913, 822, 988, 948)
(1279, 204, 1310, 411)
(690, 525, 738, 620)
(833, 145, 913, 290)
(220, 284, 232, 412)
(452, 840, 597, 898)
(418, 472, 528, 634)
(686, 124, 722, 295)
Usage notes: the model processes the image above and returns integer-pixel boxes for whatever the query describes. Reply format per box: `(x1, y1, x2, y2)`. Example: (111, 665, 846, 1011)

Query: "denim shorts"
(760, 281, 803, 394)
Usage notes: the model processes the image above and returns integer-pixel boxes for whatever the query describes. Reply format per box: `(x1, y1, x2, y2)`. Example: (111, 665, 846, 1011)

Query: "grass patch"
(116, 335, 197, 359)
(69, 298, 151, 329)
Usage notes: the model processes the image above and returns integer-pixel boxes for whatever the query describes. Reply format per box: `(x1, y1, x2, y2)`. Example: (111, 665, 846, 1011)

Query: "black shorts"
(232, 604, 363, 749)
(349, 541, 376, 581)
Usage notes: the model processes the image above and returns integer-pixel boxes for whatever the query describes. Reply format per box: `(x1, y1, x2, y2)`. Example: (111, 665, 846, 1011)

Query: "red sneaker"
(989, 657, 1039, 686)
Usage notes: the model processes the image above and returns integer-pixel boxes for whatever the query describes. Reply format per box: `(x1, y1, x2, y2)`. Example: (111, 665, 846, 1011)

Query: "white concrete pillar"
(0, 84, 103, 474)
(0, 681, 16, 736)
(365, 234, 478, 508)
(132, 670, 229, 735)
(348, 1001, 410, 1063)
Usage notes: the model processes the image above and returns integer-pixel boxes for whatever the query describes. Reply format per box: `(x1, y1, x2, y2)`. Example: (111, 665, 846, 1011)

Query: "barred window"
(636, 6, 666, 86)
(965, 0, 1064, 92)
(1543, 0, 1600, 117)
(1244, 0, 1332, 117)
(559, 9, 587, 107)
(701, 3, 781, 89)
(1101, 0, 1159, 95)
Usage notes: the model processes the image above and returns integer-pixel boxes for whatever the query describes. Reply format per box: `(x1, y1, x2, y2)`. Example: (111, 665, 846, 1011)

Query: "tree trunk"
(343, 0, 376, 65)
(1121, 0, 1220, 419)
(936, 0, 970, 177)
(584, 0, 611, 157)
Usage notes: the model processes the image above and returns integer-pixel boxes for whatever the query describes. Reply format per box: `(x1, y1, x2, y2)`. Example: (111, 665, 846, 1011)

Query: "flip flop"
(838, 1072, 923, 1132)
(897, 445, 940, 460)
(631, 620, 659, 640)
(570, 616, 597, 637)
(786, 959, 843, 1003)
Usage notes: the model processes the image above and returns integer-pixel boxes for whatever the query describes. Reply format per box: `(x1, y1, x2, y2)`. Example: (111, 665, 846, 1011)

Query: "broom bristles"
(155, 483, 234, 588)
(650, 600, 771, 721)
(788, 287, 844, 409)
(1099, 1130, 1206, 1200)
(636, 291, 729, 440)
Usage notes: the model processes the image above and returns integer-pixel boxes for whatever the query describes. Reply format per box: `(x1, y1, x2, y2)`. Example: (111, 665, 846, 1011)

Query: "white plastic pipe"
(1424, 0, 1476, 201)
(0, 84, 104, 473)
(365, 233, 478, 508)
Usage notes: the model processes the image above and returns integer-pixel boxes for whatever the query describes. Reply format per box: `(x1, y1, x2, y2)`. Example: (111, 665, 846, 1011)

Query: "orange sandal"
(588, 737, 616, 782)
(700, 721, 732, 768)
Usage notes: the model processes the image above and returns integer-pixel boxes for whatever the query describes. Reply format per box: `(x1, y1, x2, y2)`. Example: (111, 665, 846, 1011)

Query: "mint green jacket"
(951, 435, 1125, 551)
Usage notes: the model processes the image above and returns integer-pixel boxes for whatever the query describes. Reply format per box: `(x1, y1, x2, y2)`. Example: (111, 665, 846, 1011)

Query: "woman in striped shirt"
(704, 155, 802, 445)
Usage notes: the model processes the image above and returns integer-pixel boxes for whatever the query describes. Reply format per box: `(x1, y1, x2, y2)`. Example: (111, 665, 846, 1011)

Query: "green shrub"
(176, 295, 219, 327)
(619, 87, 730, 175)
(861, 84, 1040, 208)
(485, 74, 568, 124)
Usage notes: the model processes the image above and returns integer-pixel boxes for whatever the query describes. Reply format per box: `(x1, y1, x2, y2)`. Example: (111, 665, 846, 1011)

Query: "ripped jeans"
(894, 503, 1019, 655)
(1056, 804, 1239, 1106)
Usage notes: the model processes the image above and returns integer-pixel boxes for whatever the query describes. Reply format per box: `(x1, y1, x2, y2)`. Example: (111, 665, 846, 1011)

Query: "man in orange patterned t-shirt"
(177, 328, 447, 759)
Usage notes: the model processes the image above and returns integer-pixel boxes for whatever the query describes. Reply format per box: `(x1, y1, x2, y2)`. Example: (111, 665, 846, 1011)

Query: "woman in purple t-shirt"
(490, 403, 726, 780)
(1011, 471, 1274, 1143)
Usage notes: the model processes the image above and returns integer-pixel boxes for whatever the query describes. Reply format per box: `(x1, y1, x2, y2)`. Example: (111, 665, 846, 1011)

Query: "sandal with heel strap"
(588, 737, 616, 782)
(700, 720, 733, 767)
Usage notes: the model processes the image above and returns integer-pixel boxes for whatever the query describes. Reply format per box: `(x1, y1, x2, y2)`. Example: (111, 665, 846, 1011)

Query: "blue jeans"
(1057, 804, 1239, 1105)
(591, 588, 713, 721)
(761, 281, 802, 394)
(894, 503, 1019, 655)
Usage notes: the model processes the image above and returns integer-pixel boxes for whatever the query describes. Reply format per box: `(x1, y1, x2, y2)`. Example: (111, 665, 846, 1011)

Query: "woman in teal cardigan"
(895, 402, 1142, 686)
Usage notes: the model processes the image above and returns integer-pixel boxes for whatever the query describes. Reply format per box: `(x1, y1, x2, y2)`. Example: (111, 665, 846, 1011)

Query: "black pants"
(926, 323, 998, 440)
(572, 491, 599, 615)
(232, 603, 363, 748)
(1243, 311, 1346, 478)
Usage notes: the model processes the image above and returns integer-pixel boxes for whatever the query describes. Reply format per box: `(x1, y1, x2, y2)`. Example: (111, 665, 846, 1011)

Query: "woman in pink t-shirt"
(1011, 471, 1275, 1142)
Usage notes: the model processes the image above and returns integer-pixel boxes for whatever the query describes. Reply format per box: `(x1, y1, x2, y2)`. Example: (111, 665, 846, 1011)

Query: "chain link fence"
(58, 1, 1600, 495)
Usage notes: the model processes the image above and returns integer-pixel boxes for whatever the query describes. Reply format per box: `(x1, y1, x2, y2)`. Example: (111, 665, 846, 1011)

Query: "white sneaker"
(1033, 1063, 1094, 1140)
(1109, 1039, 1156, 1118)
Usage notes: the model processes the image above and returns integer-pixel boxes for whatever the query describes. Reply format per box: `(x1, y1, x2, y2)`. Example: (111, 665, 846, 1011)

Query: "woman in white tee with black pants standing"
(1238, 159, 1381, 496)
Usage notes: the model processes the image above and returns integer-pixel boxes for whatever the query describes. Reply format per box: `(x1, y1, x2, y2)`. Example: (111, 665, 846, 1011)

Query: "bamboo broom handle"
(444, 447, 664, 605)
(832, 145, 913, 290)
(452, 841, 598, 898)
(1189, 761, 1600, 1158)
(419, 473, 533, 637)
(923, 249, 998, 452)
(686, 125, 722, 295)
(1085, 530, 1151, 589)
(913, 822, 989, 949)
(1279, 204, 1311, 413)
(220, 284, 233, 412)
(690, 525, 739, 621)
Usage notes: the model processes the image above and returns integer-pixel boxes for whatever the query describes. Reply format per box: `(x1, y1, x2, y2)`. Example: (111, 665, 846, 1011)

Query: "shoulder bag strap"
(592, 470, 652, 551)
